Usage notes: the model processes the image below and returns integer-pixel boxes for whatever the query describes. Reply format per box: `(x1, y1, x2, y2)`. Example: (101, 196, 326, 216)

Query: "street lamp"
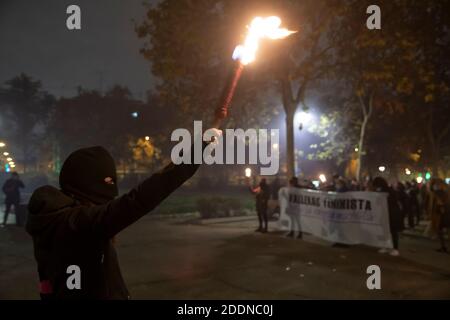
(378, 166, 386, 173)
(3, 152, 9, 156)
(145, 136, 150, 141)
(416, 176, 424, 184)
(6, 157, 12, 162)
(405, 168, 411, 175)
(0, 142, 5, 148)
(294, 111, 313, 131)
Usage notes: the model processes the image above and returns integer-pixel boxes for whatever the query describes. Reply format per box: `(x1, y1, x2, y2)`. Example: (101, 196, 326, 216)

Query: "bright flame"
(232, 16, 296, 65)
(319, 174, 327, 183)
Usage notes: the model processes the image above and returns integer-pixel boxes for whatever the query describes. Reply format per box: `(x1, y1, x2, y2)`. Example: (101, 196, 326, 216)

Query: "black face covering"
(59, 146, 119, 204)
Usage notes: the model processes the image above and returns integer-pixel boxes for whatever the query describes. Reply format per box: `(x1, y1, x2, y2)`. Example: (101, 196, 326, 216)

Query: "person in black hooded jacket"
(372, 177, 403, 256)
(26, 134, 219, 300)
(2, 172, 25, 226)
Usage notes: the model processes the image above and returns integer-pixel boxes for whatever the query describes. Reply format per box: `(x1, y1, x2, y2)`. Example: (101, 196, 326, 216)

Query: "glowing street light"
(354, 147, 359, 152)
(319, 174, 327, 183)
(145, 136, 150, 141)
(378, 166, 386, 173)
(0, 142, 5, 148)
(405, 168, 411, 175)
(294, 111, 313, 130)
(416, 176, 424, 184)
(245, 168, 252, 178)
(6, 157, 12, 162)
(3, 152, 9, 156)
(9, 162, 15, 166)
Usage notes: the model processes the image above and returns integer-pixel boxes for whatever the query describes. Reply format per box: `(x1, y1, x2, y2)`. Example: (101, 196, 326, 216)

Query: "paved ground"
(1, 213, 449, 299)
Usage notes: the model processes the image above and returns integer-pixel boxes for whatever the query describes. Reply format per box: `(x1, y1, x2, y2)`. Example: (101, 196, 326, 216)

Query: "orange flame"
(232, 16, 296, 65)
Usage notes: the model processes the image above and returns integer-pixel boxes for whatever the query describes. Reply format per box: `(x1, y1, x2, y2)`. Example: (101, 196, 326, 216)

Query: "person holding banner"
(285, 177, 303, 239)
(373, 177, 403, 256)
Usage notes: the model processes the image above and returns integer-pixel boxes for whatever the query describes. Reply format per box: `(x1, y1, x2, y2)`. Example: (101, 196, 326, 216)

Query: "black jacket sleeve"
(67, 144, 203, 238)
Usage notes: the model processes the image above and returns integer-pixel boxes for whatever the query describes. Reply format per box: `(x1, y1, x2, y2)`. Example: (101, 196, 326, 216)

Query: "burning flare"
(232, 16, 296, 65)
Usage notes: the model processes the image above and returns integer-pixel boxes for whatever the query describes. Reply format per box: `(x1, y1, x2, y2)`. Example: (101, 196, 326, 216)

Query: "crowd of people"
(249, 174, 450, 256)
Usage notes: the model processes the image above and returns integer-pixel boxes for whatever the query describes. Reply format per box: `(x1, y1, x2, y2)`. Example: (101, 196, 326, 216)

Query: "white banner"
(278, 187, 392, 248)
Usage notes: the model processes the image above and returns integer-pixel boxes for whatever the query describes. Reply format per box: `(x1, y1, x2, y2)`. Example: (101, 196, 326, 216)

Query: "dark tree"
(0, 73, 55, 172)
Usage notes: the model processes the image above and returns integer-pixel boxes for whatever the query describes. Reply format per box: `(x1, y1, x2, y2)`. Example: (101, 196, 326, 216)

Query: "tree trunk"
(356, 117, 368, 182)
(425, 107, 444, 178)
(356, 92, 374, 182)
(22, 143, 28, 173)
(431, 144, 440, 178)
(286, 108, 296, 179)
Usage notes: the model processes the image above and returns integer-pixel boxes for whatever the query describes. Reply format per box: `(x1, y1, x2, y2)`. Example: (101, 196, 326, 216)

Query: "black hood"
(59, 146, 118, 205)
(26, 185, 75, 235)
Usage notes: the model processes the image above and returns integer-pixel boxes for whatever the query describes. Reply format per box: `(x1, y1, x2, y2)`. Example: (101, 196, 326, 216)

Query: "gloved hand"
(205, 128, 223, 145)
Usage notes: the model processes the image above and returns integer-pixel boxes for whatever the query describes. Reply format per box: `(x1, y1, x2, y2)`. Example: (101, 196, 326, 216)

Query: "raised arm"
(67, 141, 211, 238)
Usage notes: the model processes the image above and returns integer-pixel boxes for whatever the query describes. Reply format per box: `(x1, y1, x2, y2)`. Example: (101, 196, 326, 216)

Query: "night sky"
(0, 0, 158, 100)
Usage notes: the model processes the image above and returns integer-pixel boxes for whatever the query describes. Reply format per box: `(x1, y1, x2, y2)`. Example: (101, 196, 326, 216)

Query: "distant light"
(405, 168, 411, 175)
(378, 166, 386, 172)
(131, 112, 139, 118)
(145, 136, 150, 141)
(416, 176, 424, 184)
(312, 180, 320, 188)
(425, 172, 431, 180)
(272, 143, 279, 150)
(5, 164, 10, 173)
(245, 168, 252, 178)
(6, 157, 12, 162)
(445, 178, 450, 185)
(9, 161, 14, 165)
(319, 174, 327, 183)
(354, 147, 359, 152)
(0, 142, 5, 148)
(10, 164, 15, 168)
(294, 111, 314, 130)
(3, 152, 9, 156)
